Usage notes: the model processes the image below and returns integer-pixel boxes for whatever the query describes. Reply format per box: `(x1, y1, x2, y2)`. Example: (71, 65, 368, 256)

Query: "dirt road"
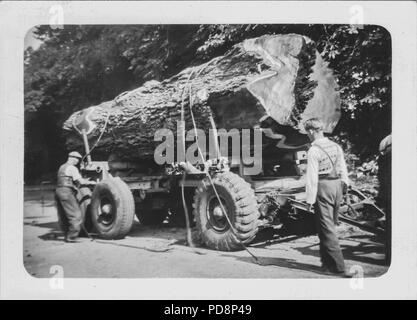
(24, 187, 388, 278)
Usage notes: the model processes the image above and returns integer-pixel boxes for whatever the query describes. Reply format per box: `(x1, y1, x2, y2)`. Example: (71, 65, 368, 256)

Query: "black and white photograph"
(23, 22, 392, 279)
(1, 1, 416, 300)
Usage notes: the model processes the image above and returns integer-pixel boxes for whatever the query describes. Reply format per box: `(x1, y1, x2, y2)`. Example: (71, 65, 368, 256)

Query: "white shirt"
(305, 137, 349, 204)
(64, 164, 82, 183)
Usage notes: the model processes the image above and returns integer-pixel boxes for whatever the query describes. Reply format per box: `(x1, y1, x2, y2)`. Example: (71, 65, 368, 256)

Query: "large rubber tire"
(135, 194, 169, 225)
(77, 186, 94, 236)
(193, 172, 260, 251)
(91, 177, 135, 239)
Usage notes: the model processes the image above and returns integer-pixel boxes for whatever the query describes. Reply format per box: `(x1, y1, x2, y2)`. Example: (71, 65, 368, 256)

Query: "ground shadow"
(297, 241, 387, 266)
(91, 238, 178, 253)
(25, 196, 387, 268)
(250, 226, 314, 248)
(24, 215, 56, 219)
(340, 243, 386, 266)
(24, 221, 60, 229)
(342, 233, 386, 245)
(30, 218, 190, 245)
(220, 253, 334, 277)
(38, 231, 65, 241)
(26, 220, 95, 242)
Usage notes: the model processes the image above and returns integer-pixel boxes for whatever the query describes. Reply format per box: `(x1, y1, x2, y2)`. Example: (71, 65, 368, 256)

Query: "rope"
(81, 110, 111, 164)
(74, 104, 111, 238)
(180, 70, 197, 248)
(183, 63, 261, 265)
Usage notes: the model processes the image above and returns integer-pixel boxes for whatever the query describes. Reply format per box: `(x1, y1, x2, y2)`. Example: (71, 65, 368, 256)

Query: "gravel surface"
(24, 188, 389, 279)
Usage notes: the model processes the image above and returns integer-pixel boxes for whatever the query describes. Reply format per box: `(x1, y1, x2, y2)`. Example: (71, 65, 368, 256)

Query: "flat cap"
(68, 151, 82, 159)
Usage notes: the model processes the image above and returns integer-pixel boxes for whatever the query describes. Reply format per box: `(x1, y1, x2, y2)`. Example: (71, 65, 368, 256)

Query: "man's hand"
(307, 203, 314, 212)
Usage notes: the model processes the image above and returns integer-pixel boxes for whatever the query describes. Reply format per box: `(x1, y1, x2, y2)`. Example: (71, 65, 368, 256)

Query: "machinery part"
(135, 194, 169, 225)
(90, 177, 135, 239)
(81, 129, 92, 164)
(342, 189, 363, 220)
(193, 171, 260, 251)
(342, 188, 384, 221)
(77, 186, 94, 236)
(72, 106, 111, 165)
(337, 187, 386, 235)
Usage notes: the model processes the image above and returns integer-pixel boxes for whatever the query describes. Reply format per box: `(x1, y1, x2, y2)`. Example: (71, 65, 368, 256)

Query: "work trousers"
(55, 186, 82, 239)
(314, 178, 345, 272)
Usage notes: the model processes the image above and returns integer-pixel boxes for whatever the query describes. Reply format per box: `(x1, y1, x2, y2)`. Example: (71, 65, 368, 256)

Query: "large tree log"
(63, 34, 341, 162)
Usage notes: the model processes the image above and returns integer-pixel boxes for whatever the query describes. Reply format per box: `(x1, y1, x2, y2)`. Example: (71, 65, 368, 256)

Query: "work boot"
(318, 264, 333, 275)
(331, 270, 354, 278)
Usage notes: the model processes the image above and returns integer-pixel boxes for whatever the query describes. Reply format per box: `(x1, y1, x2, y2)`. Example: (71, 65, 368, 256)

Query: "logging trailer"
(69, 112, 385, 251)
(59, 34, 385, 251)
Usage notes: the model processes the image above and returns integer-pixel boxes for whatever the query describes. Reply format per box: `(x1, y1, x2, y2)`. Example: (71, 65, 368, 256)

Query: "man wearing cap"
(55, 151, 93, 242)
(303, 118, 350, 276)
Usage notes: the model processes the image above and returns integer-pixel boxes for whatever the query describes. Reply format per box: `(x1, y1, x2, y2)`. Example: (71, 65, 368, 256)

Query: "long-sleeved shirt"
(65, 164, 82, 183)
(305, 137, 349, 204)
(58, 163, 82, 182)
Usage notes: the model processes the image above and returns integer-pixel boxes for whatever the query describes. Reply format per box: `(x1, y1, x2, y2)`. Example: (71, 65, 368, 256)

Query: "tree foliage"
(24, 24, 391, 182)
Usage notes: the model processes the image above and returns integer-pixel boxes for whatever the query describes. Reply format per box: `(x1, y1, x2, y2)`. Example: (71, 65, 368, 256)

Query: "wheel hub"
(98, 197, 114, 225)
(207, 196, 229, 232)
(212, 205, 224, 219)
(101, 203, 112, 215)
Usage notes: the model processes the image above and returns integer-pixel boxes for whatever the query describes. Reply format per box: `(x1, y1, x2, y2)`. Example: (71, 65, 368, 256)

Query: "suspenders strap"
(313, 144, 338, 177)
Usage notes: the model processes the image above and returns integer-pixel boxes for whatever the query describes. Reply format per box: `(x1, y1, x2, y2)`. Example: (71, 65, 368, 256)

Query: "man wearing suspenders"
(55, 151, 94, 242)
(303, 118, 350, 276)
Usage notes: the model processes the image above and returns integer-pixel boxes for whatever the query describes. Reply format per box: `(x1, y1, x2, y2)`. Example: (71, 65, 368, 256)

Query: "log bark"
(63, 34, 341, 162)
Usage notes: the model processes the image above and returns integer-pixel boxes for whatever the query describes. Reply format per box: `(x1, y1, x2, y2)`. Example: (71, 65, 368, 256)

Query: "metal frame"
(81, 158, 386, 238)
